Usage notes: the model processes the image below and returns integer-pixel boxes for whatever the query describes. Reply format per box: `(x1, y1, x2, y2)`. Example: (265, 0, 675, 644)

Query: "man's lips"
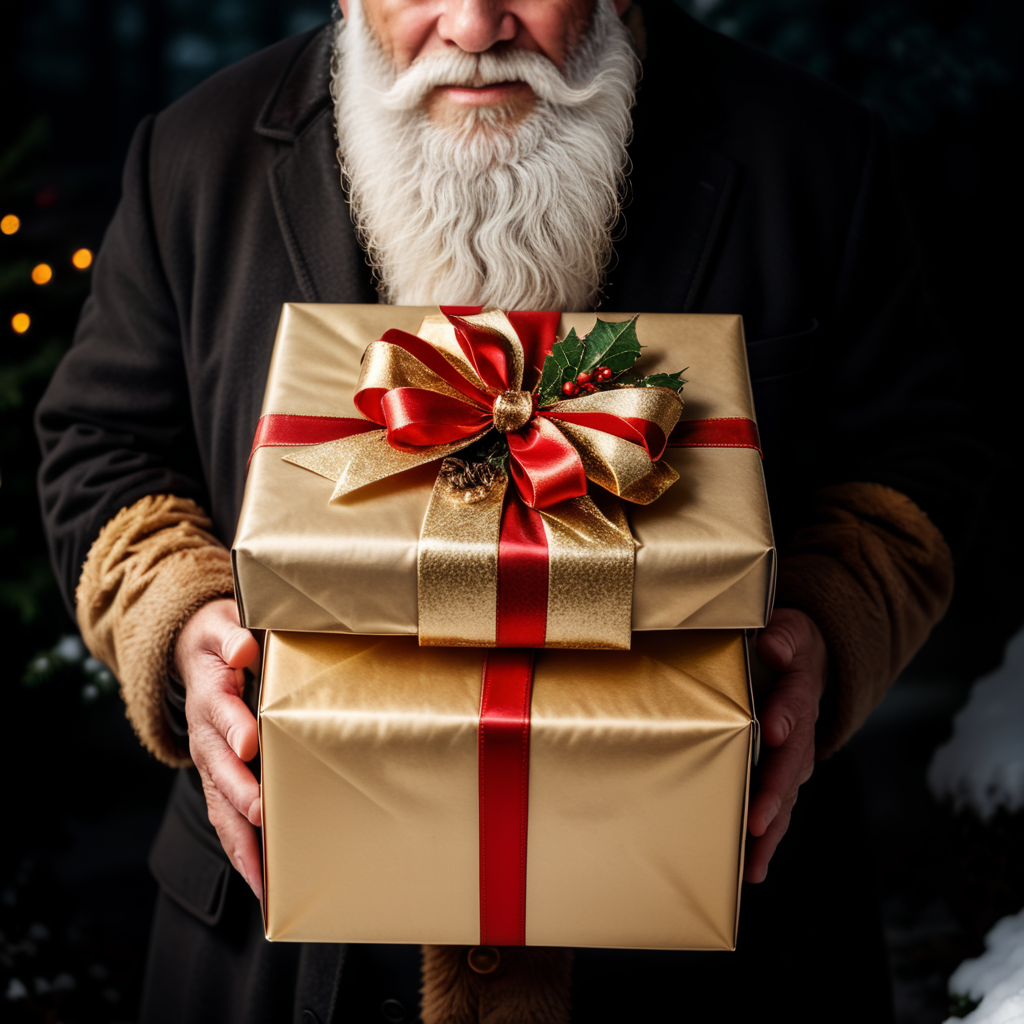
(435, 81, 536, 106)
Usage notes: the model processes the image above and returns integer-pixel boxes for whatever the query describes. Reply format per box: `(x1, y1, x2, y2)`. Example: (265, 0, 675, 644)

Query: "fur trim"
(75, 494, 235, 767)
(775, 482, 954, 758)
(421, 946, 573, 1024)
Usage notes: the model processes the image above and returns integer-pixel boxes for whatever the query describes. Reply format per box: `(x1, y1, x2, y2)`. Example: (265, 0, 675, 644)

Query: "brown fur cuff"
(421, 946, 572, 1024)
(775, 482, 954, 757)
(75, 494, 235, 767)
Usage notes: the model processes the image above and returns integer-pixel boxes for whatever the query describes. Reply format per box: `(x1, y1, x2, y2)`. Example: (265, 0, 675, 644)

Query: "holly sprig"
(536, 315, 687, 406)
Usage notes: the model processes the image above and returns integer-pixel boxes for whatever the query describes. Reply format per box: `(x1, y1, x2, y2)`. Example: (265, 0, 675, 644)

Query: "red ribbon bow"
(353, 308, 678, 509)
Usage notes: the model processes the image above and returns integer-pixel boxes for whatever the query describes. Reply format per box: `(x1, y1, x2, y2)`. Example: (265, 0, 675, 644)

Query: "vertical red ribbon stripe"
(496, 498, 549, 648)
(478, 648, 535, 946)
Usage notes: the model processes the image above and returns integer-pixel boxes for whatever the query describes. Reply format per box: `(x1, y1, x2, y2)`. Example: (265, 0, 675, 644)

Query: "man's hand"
(175, 598, 263, 898)
(745, 607, 827, 883)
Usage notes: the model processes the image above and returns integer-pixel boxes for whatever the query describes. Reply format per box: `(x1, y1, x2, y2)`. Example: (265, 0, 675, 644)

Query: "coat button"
(381, 998, 406, 1022)
(302, 1012, 321, 1024)
(467, 946, 501, 974)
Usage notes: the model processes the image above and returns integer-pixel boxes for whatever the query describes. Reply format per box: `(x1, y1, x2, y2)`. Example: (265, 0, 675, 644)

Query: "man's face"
(337, 0, 629, 126)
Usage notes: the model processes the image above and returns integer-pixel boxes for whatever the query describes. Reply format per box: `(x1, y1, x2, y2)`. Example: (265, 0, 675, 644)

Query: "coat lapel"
(257, 27, 377, 305)
(604, 141, 736, 313)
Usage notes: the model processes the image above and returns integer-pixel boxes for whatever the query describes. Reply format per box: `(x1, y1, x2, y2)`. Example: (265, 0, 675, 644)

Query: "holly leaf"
(626, 369, 688, 393)
(578, 315, 642, 376)
(537, 327, 586, 405)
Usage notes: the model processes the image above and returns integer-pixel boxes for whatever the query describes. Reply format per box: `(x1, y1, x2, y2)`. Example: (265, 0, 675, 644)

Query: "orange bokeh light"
(12, 313, 31, 334)
(71, 248, 93, 270)
(1, 214, 19, 235)
(32, 263, 53, 285)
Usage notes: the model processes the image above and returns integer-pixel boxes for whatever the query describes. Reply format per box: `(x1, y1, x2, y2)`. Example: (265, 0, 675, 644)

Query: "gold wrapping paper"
(232, 305, 775, 636)
(259, 628, 757, 949)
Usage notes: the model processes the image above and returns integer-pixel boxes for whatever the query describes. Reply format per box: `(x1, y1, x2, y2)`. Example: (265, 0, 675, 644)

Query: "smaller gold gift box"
(259, 628, 759, 950)
(233, 305, 775, 646)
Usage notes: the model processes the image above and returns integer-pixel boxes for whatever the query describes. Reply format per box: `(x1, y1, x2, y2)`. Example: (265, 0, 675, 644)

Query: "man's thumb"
(757, 624, 797, 671)
(221, 626, 260, 669)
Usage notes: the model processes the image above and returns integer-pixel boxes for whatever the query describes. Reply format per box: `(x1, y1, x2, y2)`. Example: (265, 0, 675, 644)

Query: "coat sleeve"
(75, 494, 235, 767)
(776, 481, 953, 757)
(36, 114, 211, 615)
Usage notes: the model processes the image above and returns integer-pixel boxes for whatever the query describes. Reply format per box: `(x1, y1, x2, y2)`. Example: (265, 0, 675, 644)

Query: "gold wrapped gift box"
(233, 304, 775, 639)
(259, 628, 758, 949)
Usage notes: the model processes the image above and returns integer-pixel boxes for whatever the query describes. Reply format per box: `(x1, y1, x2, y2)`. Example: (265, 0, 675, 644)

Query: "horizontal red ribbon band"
(250, 412, 762, 464)
(668, 416, 762, 458)
(247, 413, 379, 471)
(478, 648, 535, 946)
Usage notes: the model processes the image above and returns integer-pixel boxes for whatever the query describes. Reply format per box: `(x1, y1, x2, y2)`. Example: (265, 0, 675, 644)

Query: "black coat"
(35, 2, 983, 1020)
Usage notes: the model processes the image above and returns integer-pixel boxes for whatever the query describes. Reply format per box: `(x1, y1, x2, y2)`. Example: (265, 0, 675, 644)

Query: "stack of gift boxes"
(232, 304, 775, 950)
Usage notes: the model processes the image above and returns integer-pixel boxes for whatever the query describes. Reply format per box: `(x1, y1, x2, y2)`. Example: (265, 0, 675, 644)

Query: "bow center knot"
(491, 390, 534, 434)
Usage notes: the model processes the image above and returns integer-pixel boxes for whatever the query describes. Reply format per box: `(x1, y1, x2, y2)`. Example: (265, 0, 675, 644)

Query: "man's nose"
(437, 0, 518, 53)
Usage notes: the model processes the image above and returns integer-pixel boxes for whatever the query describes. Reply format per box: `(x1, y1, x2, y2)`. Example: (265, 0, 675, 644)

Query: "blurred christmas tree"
(0, 118, 114, 699)
(0, 116, 159, 1024)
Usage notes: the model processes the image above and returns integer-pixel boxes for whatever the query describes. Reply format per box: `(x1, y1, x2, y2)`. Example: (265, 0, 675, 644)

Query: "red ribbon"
(478, 648, 535, 946)
(247, 413, 378, 471)
(669, 416, 763, 458)
(354, 309, 693, 510)
(248, 411, 764, 477)
(496, 498, 549, 648)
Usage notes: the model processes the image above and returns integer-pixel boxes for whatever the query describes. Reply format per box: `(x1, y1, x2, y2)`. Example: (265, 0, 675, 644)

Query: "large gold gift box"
(233, 305, 775, 639)
(259, 628, 758, 949)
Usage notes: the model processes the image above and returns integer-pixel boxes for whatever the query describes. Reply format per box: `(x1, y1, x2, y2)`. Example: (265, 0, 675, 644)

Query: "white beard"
(333, 0, 639, 309)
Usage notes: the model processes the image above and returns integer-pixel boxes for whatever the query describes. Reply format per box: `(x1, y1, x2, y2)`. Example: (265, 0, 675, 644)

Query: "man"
(37, 0, 980, 1019)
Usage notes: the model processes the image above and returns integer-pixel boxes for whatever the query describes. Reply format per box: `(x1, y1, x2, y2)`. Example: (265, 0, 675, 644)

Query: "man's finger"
(747, 724, 814, 837)
(192, 724, 262, 825)
(757, 623, 798, 671)
(744, 791, 798, 884)
(203, 688, 259, 762)
(757, 607, 827, 680)
(759, 668, 820, 749)
(204, 783, 263, 899)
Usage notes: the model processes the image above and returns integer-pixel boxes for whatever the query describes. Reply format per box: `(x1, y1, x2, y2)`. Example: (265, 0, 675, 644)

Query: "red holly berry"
(596, 366, 613, 382)
(576, 372, 592, 385)
(581, 382, 597, 393)
(562, 380, 579, 397)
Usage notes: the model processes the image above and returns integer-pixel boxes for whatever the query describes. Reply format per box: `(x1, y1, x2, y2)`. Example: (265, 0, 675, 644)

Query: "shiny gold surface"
(417, 471, 505, 647)
(260, 629, 755, 949)
(233, 305, 774, 635)
(491, 390, 534, 433)
(542, 496, 634, 650)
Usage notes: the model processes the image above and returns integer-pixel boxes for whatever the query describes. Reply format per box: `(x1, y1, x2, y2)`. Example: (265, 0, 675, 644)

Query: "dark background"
(1, 0, 1021, 1021)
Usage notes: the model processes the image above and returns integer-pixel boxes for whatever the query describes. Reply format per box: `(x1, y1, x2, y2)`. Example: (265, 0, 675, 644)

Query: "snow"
(5, 978, 27, 1000)
(945, 907, 1024, 1023)
(53, 634, 86, 662)
(928, 628, 1024, 820)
